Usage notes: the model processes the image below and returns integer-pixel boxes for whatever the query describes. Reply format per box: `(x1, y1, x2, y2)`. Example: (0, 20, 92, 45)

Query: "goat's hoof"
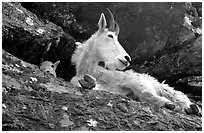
(79, 74, 96, 90)
(79, 79, 90, 89)
(185, 104, 201, 117)
(190, 104, 199, 114)
(84, 74, 95, 85)
(164, 103, 176, 110)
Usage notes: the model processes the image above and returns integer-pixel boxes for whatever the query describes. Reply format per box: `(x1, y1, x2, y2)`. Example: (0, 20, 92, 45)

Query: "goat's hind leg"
(161, 85, 201, 116)
(140, 90, 176, 110)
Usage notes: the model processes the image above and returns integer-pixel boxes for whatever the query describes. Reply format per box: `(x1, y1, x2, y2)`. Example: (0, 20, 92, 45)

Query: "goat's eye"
(108, 34, 113, 38)
(51, 65, 54, 68)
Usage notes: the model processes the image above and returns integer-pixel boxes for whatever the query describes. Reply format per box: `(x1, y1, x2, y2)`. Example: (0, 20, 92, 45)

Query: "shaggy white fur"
(71, 12, 200, 115)
(92, 66, 192, 112)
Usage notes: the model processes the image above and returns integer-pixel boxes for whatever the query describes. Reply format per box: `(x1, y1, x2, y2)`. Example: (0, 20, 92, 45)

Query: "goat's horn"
(115, 22, 120, 35)
(106, 8, 115, 31)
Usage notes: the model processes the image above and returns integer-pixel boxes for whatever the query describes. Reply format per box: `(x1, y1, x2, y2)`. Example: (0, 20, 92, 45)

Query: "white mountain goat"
(71, 9, 201, 116)
(40, 60, 60, 78)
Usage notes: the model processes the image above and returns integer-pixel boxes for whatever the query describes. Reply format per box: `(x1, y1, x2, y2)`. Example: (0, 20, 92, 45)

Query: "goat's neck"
(76, 40, 97, 76)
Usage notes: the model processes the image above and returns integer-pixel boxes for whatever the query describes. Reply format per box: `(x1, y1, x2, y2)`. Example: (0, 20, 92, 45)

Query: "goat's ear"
(54, 60, 60, 68)
(98, 13, 107, 30)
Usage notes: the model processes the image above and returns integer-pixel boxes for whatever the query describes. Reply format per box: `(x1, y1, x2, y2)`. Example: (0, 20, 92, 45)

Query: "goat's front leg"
(79, 74, 96, 90)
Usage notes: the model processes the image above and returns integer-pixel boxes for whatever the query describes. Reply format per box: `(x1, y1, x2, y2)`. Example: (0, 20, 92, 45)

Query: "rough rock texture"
(2, 2, 77, 81)
(2, 50, 202, 131)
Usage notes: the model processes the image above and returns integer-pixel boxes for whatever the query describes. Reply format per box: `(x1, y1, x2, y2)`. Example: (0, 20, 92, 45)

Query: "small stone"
(36, 28, 45, 34)
(30, 77, 38, 82)
(107, 101, 113, 107)
(25, 17, 34, 25)
(22, 105, 26, 109)
(87, 119, 97, 127)
(2, 103, 6, 108)
(117, 103, 128, 113)
(62, 106, 68, 111)
(15, 64, 20, 67)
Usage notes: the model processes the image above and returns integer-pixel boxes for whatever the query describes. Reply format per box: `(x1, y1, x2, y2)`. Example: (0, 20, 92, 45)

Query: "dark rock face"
(2, 2, 77, 81)
(20, 3, 193, 58)
(176, 76, 202, 102)
(2, 2, 64, 65)
(20, 2, 110, 42)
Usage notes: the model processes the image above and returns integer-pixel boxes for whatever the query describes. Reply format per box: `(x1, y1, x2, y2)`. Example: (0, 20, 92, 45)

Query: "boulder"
(2, 2, 77, 81)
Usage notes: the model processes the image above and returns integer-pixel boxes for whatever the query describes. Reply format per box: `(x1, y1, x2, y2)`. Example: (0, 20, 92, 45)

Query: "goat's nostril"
(124, 56, 131, 62)
(98, 61, 105, 68)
